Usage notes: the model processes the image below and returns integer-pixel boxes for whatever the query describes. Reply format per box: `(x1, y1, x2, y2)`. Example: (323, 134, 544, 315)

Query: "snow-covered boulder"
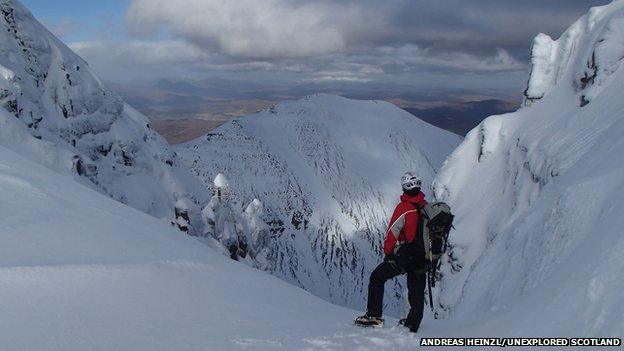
(178, 94, 461, 315)
(0, 0, 206, 223)
(434, 0, 624, 335)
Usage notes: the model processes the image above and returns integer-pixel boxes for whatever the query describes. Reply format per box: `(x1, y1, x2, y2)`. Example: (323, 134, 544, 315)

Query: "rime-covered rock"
(244, 198, 271, 269)
(200, 173, 270, 266)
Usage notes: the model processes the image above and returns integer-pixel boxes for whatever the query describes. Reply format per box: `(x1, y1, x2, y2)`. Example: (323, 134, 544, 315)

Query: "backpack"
(418, 202, 454, 310)
(394, 201, 454, 272)
(419, 202, 454, 264)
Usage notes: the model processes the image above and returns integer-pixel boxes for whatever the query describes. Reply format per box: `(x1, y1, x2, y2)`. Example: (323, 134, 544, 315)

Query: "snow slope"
(0, 136, 454, 351)
(0, 0, 205, 222)
(433, 0, 624, 335)
(177, 94, 461, 315)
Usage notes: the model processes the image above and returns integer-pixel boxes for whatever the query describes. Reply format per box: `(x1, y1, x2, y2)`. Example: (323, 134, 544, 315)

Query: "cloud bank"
(70, 0, 610, 88)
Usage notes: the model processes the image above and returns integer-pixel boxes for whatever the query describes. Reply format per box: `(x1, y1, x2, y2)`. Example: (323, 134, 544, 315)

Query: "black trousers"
(366, 261, 426, 328)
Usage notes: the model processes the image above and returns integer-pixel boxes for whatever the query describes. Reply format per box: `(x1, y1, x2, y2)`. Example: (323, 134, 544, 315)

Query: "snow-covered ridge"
(434, 0, 624, 335)
(0, 0, 205, 221)
(177, 93, 462, 315)
(524, 1, 624, 107)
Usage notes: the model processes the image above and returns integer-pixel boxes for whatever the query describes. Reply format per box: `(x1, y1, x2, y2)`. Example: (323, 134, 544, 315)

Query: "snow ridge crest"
(524, 0, 624, 107)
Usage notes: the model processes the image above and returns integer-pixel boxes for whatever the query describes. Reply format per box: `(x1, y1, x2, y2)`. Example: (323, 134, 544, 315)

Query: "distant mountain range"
(113, 79, 520, 143)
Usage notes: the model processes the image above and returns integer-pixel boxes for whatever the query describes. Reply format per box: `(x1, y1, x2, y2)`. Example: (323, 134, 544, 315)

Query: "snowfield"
(0, 140, 457, 351)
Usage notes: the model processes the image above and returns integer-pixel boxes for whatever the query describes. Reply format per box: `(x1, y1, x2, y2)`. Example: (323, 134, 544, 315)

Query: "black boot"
(398, 318, 419, 333)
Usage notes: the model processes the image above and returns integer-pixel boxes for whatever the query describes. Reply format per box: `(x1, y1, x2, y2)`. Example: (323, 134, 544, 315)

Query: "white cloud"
(126, 0, 364, 59)
(376, 45, 525, 72)
(68, 39, 525, 87)
(69, 39, 213, 82)
(44, 18, 81, 40)
(302, 75, 371, 83)
(297, 62, 383, 83)
(66, 0, 573, 87)
(71, 39, 209, 66)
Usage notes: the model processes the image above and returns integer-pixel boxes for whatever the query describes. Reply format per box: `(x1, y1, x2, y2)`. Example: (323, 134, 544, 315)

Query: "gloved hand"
(384, 253, 398, 262)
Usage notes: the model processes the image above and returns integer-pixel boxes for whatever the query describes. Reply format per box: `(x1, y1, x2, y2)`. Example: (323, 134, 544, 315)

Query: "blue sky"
(21, 0, 126, 42)
(16, 0, 611, 93)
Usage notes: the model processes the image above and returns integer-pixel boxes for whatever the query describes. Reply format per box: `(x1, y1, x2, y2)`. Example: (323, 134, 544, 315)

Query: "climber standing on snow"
(355, 171, 428, 333)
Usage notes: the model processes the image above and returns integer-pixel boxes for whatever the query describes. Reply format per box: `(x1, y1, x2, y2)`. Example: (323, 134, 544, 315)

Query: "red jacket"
(383, 192, 428, 255)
